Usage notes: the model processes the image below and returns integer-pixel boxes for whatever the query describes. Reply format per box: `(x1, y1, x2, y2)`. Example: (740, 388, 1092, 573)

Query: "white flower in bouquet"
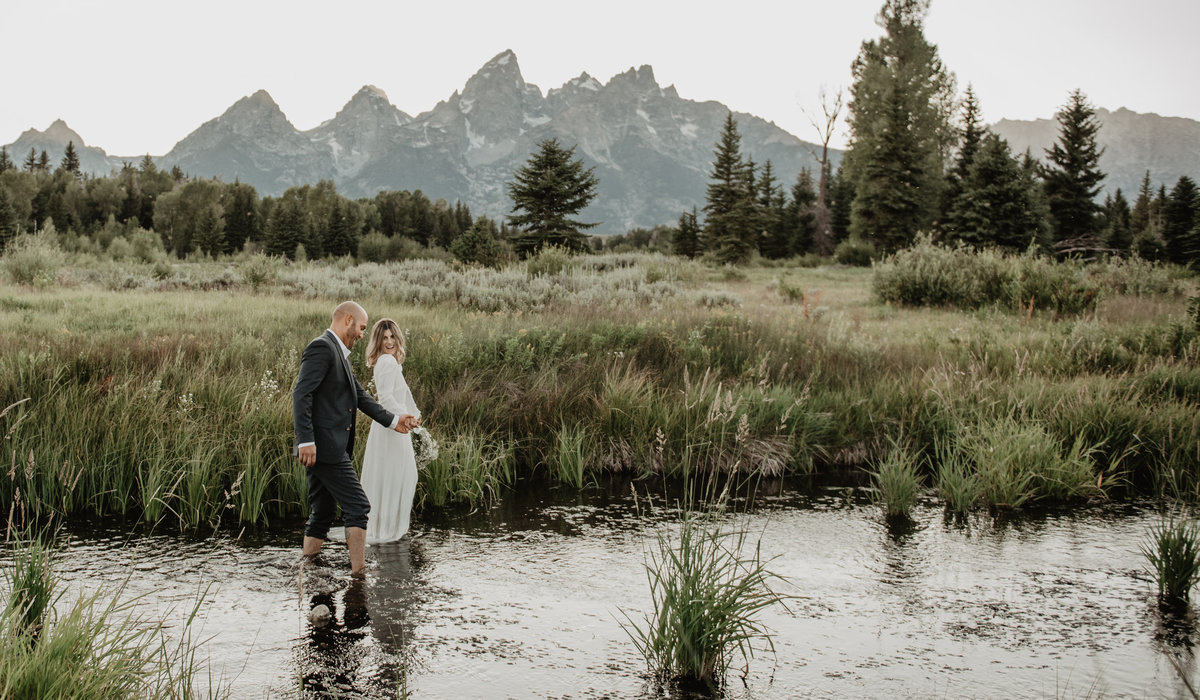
(411, 426, 438, 468)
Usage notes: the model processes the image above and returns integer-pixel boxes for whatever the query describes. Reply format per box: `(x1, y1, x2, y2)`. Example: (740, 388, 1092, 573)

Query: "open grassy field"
(2, 248, 1197, 531)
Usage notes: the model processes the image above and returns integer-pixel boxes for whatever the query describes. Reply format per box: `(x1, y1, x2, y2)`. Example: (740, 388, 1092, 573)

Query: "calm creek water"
(15, 479, 1197, 699)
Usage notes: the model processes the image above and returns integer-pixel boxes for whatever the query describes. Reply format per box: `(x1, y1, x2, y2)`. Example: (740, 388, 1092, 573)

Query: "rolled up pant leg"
(304, 455, 371, 539)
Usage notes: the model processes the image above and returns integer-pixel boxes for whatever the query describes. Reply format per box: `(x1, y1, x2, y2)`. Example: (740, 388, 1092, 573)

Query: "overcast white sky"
(4, 0, 1197, 155)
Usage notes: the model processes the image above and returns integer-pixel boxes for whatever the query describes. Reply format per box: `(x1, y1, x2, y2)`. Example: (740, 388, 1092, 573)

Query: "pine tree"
(266, 197, 307, 259)
(942, 85, 984, 242)
(786, 170, 817, 255)
(844, 0, 957, 251)
(450, 216, 509, 268)
(37, 151, 51, 173)
(23, 148, 38, 173)
(829, 163, 854, 245)
(506, 138, 599, 256)
(673, 207, 702, 258)
(1042, 89, 1106, 253)
(756, 160, 790, 258)
(1130, 171, 1155, 238)
(325, 199, 362, 258)
(703, 113, 758, 264)
(59, 141, 81, 176)
(945, 133, 1045, 250)
(191, 204, 225, 257)
(850, 90, 927, 252)
(1101, 189, 1133, 254)
(0, 146, 13, 174)
(222, 181, 261, 253)
(1163, 175, 1200, 268)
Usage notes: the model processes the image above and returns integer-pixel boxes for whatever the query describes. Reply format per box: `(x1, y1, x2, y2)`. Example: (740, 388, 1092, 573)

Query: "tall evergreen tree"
(191, 204, 225, 257)
(450, 216, 508, 268)
(37, 151, 51, 173)
(786, 170, 818, 255)
(756, 160, 790, 259)
(1163, 175, 1200, 268)
(265, 196, 307, 259)
(1101, 189, 1133, 253)
(945, 133, 1045, 250)
(1042, 89, 1106, 252)
(844, 0, 957, 251)
(23, 148, 38, 173)
(506, 138, 599, 256)
(703, 113, 758, 264)
(222, 181, 261, 253)
(942, 85, 984, 241)
(1130, 171, 1156, 239)
(673, 207, 702, 259)
(59, 141, 81, 176)
(0, 147, 13, 174)
(829, 163, 854, 245)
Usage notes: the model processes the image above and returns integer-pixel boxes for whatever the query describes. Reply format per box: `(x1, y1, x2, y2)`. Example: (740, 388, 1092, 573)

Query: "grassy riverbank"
(1, 249, 1197, 531)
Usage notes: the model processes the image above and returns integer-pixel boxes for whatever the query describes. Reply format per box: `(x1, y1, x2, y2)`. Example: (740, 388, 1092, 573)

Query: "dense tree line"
(663, 0, 1200, 268)
(0, 147, 510, 264)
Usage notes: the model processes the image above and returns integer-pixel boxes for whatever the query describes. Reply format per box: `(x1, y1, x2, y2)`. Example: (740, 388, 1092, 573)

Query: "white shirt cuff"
(297, 441, 315, 449)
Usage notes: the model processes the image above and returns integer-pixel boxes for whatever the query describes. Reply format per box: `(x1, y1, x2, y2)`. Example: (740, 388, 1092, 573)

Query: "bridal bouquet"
(411, 426, 439, 469)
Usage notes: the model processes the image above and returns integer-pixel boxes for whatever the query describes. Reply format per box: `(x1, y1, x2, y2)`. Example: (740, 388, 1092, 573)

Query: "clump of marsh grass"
(934, 441, 979, 515)
(0, 535, 226, 698)
(623, 482, 790, 690)
(870, 440, 924, 518)
(549, 422, 591, 488)
(2, 528, 58, 644)
(1142, 515, 1200, 604)
(417, 429, 513, 509)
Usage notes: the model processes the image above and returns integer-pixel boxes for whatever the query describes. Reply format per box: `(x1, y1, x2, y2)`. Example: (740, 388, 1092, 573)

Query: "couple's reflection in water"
(301, 537, 424, 698)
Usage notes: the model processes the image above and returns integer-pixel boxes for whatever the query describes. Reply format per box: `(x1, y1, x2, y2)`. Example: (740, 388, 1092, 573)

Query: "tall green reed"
(1142, 515, 1200, 603)
(870, 440, 924, 518)
(622, 490, 789, 689)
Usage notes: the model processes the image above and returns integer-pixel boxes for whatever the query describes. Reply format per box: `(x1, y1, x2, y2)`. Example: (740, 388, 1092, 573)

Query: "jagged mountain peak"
(607, 65, 660, 91)
(358, 84, 389, 101)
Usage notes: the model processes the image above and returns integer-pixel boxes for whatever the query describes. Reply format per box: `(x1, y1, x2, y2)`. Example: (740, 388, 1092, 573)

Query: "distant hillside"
(991, 108, 1200, 197)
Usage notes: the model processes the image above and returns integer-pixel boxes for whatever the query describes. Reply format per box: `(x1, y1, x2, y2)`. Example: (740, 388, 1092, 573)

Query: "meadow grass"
(0, 249, 1197, 529)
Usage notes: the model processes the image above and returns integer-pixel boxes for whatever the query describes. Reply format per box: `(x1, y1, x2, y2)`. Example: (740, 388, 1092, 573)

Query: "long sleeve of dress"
(372, 354, 407, 416)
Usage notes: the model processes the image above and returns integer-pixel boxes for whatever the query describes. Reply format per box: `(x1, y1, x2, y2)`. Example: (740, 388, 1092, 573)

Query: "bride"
(361, 318, 422, 544)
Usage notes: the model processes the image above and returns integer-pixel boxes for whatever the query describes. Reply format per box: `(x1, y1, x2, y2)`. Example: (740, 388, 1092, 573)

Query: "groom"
(293, 300, 417, 574)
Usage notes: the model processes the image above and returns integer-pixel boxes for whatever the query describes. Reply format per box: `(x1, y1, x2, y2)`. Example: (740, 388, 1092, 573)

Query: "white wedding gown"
(361, 353, 421, 544)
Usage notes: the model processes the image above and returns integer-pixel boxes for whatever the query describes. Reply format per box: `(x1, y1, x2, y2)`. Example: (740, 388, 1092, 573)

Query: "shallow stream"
(17, 480, 1197, 699)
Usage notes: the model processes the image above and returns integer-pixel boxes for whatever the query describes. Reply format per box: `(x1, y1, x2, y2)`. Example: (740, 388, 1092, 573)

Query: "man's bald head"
(331, 301, 369, 349)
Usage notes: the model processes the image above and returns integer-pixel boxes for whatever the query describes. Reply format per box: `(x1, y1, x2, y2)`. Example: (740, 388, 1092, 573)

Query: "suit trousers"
(305, 454, 371, 539)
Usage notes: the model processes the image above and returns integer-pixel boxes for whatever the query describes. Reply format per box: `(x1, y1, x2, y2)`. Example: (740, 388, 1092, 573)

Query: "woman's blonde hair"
(365, 318, 405, 367)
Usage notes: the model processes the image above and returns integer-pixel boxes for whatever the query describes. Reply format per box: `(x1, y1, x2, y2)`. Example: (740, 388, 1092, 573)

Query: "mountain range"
(7, 50, 1200, 234)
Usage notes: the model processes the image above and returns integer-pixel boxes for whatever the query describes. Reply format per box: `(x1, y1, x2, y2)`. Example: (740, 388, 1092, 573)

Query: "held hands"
(394, 414, 420, 433)
(297, 444, 316, 467)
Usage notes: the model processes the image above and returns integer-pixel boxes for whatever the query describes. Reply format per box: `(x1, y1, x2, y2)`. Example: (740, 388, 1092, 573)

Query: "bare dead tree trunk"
(806, 87, 843, 256)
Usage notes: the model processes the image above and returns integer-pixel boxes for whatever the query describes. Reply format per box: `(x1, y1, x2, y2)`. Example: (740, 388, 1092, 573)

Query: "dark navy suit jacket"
(292, 330, 395, 464)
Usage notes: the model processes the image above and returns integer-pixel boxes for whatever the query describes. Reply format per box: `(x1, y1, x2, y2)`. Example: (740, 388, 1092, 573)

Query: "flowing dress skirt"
(361, 422, 417, 544)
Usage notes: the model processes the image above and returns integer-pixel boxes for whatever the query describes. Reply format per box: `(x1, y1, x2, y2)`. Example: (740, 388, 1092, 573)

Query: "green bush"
(237, 253, 279, 292)
(105, 236, 135, 262)
(127, 228, 165, 263)
(1, 228, 64, 287)
(357, 230, 389, 263)
(526, 245, 575, 278)
(834, 238, 876, 267)
(873, 237, 1104, 314)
